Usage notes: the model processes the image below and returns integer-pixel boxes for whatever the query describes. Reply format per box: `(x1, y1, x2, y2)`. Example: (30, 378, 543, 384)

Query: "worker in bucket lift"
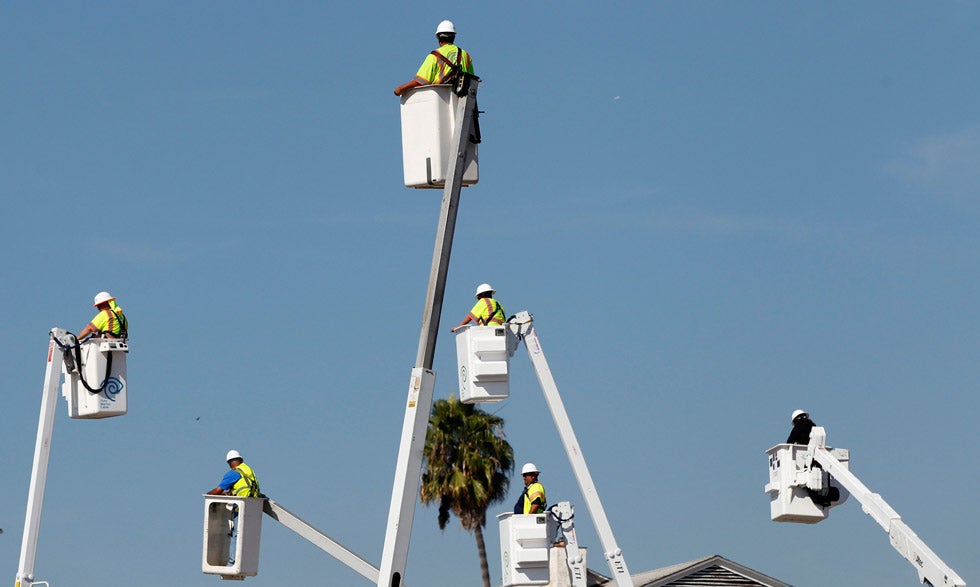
(207, 451, 261, 566)
(76, 291, 128, 341)
(207, 450, 261, 497)
(451, 283, 505, 332)
(786, 409, 817, 445)
(393, 19, 474, 96)
(514, 463, 547, 514)
(785, 410, 836, 507)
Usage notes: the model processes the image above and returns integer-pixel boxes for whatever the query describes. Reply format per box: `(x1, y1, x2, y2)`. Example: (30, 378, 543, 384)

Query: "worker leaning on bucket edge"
(207, 450, 262, 497)
(394, 19, 474, 97)
(77, 291, 128, 341)
(452, 283, 505, 332)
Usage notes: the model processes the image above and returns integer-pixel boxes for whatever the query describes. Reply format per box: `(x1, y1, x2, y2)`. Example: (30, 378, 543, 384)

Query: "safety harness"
(477, 298, 504, 326)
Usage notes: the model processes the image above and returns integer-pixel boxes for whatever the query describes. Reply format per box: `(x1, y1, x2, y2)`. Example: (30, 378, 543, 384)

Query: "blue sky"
(2, 3, 978, 586)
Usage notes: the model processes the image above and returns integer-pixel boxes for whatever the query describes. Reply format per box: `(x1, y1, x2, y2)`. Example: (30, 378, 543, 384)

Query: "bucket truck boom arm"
(15, 333, 63, 587)
(509, 312, 633, 587)
(766, 426, 966, 587)
(16, 329, 129, 587)
(800, 427, 965, 587)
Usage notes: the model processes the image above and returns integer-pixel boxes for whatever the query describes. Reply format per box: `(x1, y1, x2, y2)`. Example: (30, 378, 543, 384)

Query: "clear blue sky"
(2, 3, 977, 586)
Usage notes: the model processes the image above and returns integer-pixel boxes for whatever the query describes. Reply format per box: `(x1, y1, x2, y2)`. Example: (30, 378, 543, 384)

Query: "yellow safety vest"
(523, 482, 546, 514)
(414, 44, 474, 85)
(469, 298, 505, 326)
(231, 463, 260, 497)
(89, 302, 128, 337)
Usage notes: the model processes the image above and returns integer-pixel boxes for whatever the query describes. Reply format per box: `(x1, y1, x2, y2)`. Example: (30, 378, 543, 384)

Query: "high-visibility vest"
(231, 463, 261, 497)
(471, 298, 505, 326)
(89, 304, 128, 337)
(523, 482, 546, 514)
(414, 44, 474, 85)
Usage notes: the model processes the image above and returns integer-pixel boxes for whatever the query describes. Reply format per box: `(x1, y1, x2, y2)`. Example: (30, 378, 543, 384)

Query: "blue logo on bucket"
(103, 376, 125, 401)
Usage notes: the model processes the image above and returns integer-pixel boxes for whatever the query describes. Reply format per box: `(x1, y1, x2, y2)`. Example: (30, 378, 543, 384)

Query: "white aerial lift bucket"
(202, 495, 265, 579)
(765, 443, 849, 523)
(497, 512, 558, 587)
(399, 85, 478, 188)
(61, 338, 128, 419)
(455, 325, 517, 403)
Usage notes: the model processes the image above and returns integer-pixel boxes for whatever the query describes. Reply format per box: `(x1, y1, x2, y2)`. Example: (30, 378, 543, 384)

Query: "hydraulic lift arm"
(15, 335, 62, 587)
(805, 428, 966, 587)
(549, 502, 587, 587)
(377, 80, 480, 587)
(510, 312, 633, 587)
(16, 328, 128, 587)
(263, 499, 380, 583)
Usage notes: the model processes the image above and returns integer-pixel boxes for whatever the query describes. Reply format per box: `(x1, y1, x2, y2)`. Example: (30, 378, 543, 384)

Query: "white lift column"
(15, 329, 129, 587)
(15, 335, 62, 587)
(377, 80, 480, 587)
(510, 312, 633, 587)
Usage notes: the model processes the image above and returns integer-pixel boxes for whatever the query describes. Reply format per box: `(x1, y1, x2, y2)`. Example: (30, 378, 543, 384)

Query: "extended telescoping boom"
(16, 328, 129, 587)
(766, 427, 965, 587)
(377, 76, 635, 586)
(377, 77, 481, 587)
(508, 312, 633, 587)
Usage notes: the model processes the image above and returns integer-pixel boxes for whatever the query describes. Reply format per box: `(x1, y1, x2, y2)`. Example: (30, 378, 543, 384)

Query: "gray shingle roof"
(591, 554, 792, 587)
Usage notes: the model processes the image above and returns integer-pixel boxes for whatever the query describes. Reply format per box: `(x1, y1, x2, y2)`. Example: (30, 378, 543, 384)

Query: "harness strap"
(478, 298, 501, 325)
(97, 308, 128, 337)
(430, 47, 463, 83)
(112, 309, 128, 338)
(233, 466, 259, 497)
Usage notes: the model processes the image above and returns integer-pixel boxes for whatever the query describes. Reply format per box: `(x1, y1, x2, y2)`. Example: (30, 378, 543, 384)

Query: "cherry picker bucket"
(61, 338, 128, 419)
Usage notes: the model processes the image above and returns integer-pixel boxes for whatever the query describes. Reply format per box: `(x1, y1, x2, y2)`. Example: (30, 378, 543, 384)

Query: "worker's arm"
(394, 80, 422, 96)
(451, 314, 475, 332)
(206, 469, 241, 495)
(76, 324, 96, 341)
(453, 298, 490, 331)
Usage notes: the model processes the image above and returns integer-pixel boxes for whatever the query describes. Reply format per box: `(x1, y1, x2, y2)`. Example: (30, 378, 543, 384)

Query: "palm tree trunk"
(474, 524, 491, 587)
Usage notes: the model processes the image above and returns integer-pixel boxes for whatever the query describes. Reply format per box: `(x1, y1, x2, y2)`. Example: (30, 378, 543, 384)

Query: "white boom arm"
(549, 502, 587, 587)
(16, 329, 128, 587)
(510, 312, 633, 587)
(15, 334, 63, 587)
(805, 427, 965, 587)
(377, 80, 479, 587)
(262, 499, 380, 583)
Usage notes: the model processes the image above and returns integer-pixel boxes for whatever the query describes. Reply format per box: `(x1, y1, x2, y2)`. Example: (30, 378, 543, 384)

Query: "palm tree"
(421, 395, 514, 587)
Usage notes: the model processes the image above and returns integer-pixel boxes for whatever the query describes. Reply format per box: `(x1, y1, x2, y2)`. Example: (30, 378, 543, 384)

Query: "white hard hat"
(226, 450, 243, 462)
(475, 283, 495, 298)
(93, 291, 115, 307)
(521, 463, 539, 475)
(791, 409, 808, 423)
(436, 20, 455, 35)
